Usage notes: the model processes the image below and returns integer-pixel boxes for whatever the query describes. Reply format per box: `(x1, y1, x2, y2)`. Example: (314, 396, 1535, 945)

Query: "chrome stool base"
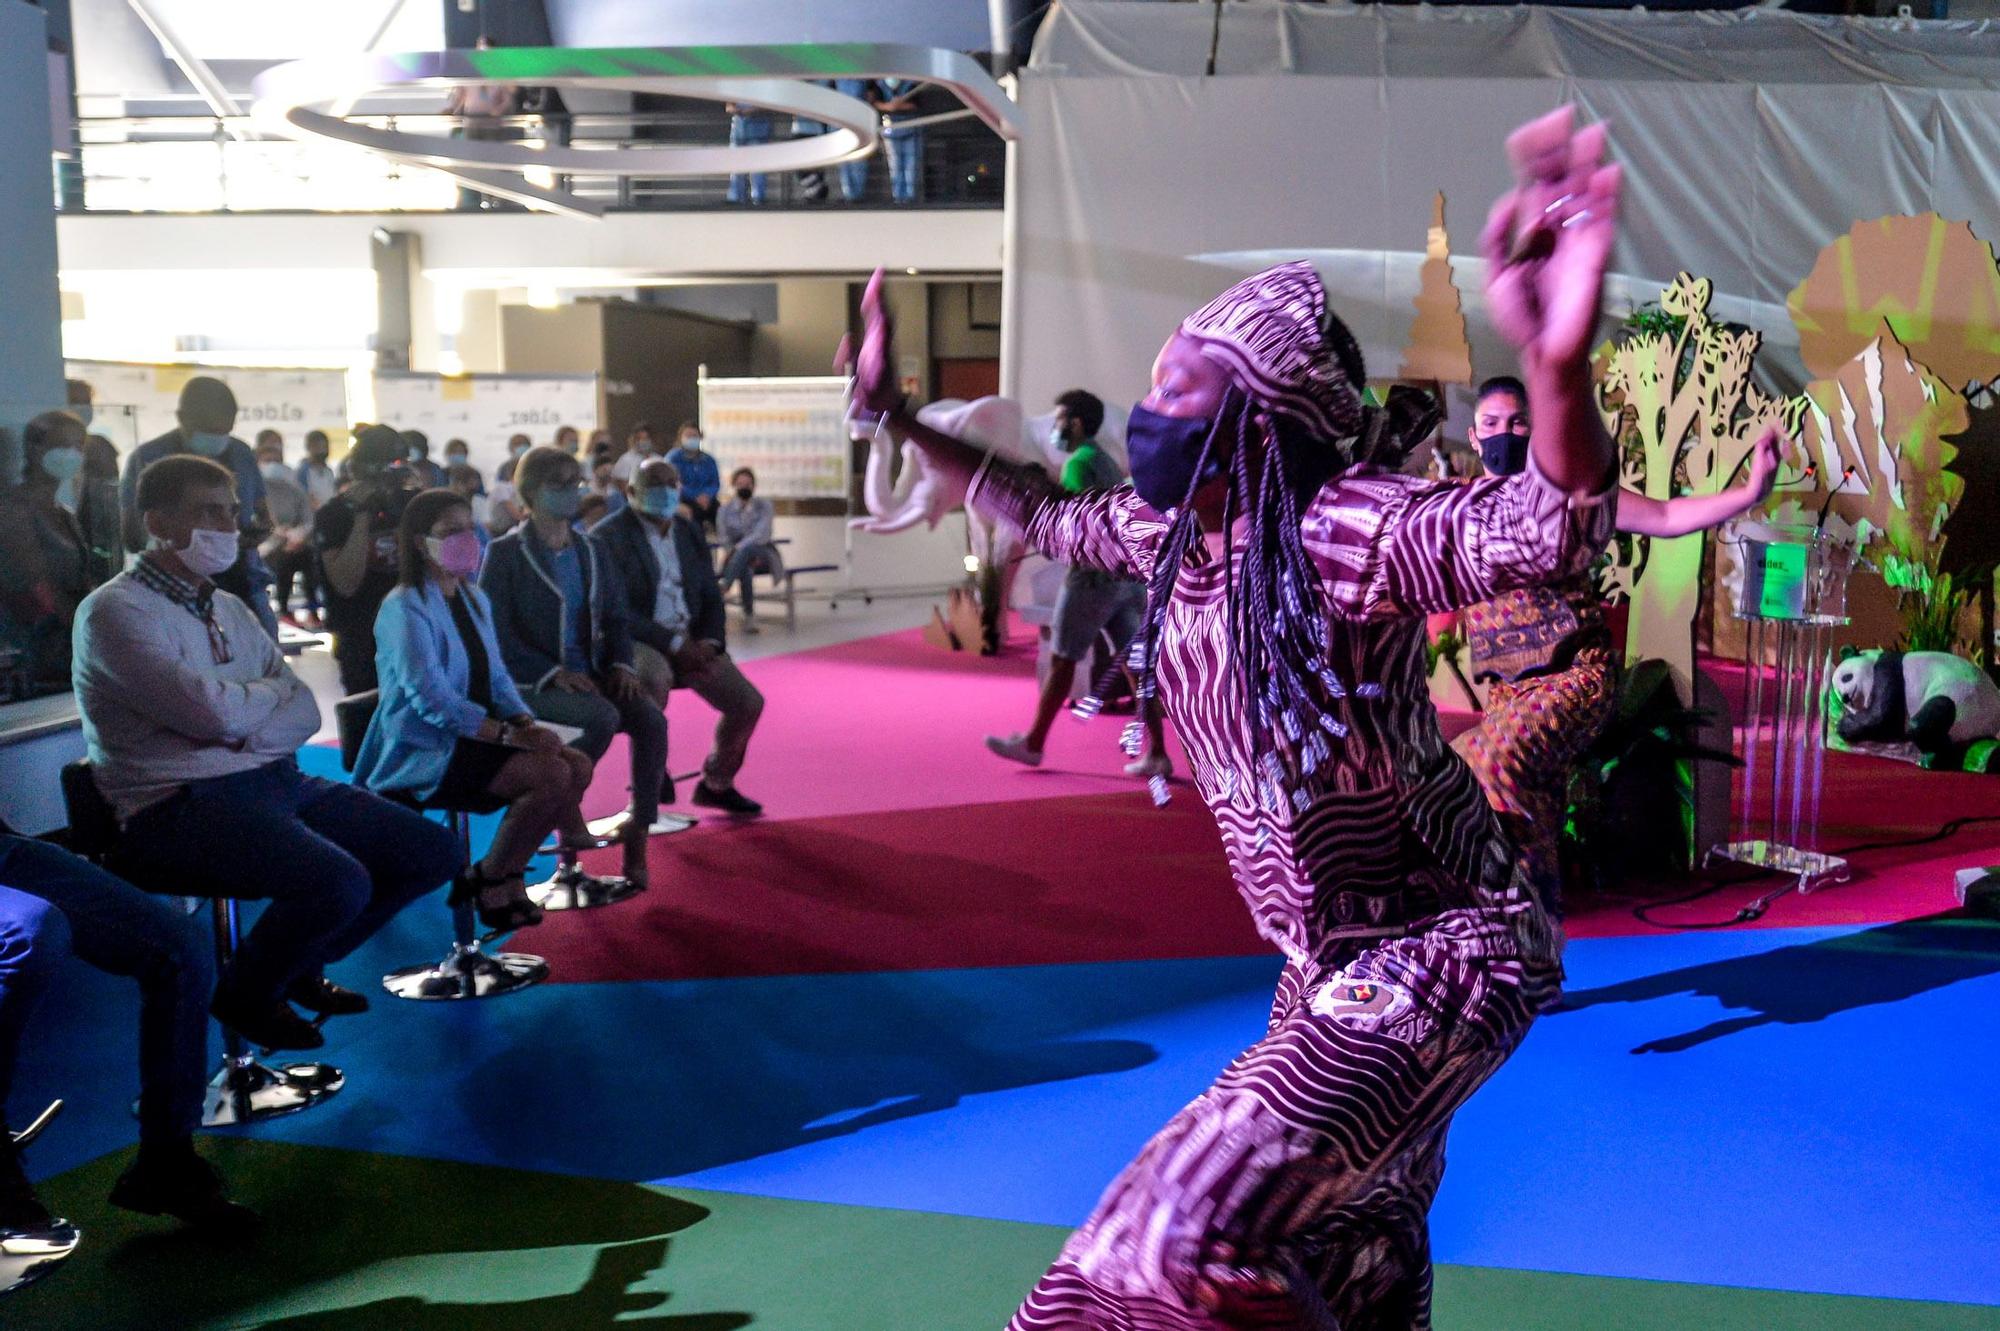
(383, 941, 547, 1001)
(585, 811, 696, 839)
(200, 1057, 344, 1127)
(527, 862, 645, 912)
(0, 1221, 81, 1296)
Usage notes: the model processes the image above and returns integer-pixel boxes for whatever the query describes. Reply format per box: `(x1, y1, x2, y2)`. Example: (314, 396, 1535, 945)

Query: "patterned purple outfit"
(976, 459, 1612, 1328)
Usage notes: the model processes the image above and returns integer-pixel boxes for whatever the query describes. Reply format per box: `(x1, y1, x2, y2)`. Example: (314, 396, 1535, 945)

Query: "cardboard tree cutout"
(1399, 193, 1473, 386)
(1595, 273, 1788, 695)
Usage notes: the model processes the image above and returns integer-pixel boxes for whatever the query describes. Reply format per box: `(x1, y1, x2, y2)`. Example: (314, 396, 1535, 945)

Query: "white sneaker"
(1125, 752, 1173, 780)
(985, 733, 1044, 767)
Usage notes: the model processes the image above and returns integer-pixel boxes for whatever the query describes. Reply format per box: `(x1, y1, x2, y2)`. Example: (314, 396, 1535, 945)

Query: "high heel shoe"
(449, 864, 543, 932)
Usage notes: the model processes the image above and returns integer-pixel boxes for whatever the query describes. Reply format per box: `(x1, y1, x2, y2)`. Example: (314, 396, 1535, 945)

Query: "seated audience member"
(717, 466, 782, 633)
(0, 412, 98, 692)
(315, 426, 414, 694)
(482, 446, 662, 882)
(488, 434, 531, 536)
(256, 434, 316, 626)
(353, 490, 603, 922)
(447, 464, 493, 547)
(119, 377, 278, 640)
(442, 439, 481, 492)
(79, 435, 125, 588)
(595, 460, 765, 816)
(584, 427, 613, 461)
(0, 822, 247, 1230)
(553, 424, 580, 457)
(665, 422, 721, 530)
(610, 422, 658, 485)
(74, 455, 461, 1051)
(403, 431, 446, 489)
(297, 428, 339, 511)
(576, 491, 611, 532)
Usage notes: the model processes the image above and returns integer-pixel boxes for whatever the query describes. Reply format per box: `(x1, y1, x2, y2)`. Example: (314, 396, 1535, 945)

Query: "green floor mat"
(8, 1141, 1993, 1330)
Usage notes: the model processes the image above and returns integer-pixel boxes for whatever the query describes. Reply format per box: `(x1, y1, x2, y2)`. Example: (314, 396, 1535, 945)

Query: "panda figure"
(1831, 649, 2000, 759)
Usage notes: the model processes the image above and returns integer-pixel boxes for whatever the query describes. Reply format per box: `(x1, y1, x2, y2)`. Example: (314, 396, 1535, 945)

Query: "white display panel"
(371, 372, 600, 482)
(698, 375, 852, 501)
(65, 359, 351, 455)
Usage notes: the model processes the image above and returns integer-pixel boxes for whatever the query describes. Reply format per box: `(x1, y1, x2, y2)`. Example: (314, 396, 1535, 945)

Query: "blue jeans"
(834, 80, 872, 202)
(728, 114, 772, 204)
(886, 128, 922, 202)
(113, 760, 462, 1007)
(720, 543, 780, 616)
(0, 839, 214, 1144)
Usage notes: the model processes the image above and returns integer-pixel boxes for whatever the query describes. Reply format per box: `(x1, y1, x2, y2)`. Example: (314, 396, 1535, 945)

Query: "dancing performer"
(1452, 374, 1786, 894)
(849, 109, 1621, 1329)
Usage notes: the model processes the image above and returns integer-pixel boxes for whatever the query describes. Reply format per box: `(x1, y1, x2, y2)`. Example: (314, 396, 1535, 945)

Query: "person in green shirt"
(985, 390, 1172, 781)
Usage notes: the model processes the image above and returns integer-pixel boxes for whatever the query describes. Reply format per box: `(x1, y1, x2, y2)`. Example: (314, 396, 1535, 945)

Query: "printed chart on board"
(698, 375, 852, 501)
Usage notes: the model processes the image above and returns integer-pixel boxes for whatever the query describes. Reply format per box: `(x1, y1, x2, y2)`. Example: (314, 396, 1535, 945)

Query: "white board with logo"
(697, 375, 852, 501)
(64, 360, 351, 456)
(370, 372, 599, 483)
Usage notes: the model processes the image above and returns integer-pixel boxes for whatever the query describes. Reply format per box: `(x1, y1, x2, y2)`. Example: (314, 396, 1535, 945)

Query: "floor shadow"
(1554, 915, 2000, 1053)
(254, 1236, 751, 1330)
(5, 1140, 745, 1331)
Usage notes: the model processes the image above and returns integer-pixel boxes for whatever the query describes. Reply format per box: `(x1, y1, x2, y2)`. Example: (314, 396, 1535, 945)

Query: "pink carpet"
(537, 627, 1998, 980)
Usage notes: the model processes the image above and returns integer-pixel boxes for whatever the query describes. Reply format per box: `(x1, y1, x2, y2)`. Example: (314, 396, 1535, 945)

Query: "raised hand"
(1745, 423, 1787, 501)
(1480, 107, 1623, 374)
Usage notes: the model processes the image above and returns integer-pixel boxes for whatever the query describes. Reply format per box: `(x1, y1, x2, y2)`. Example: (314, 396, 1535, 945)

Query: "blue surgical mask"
(1125, 404, 1223, 512)
(187, 431, 231, 457)
(538, 483, 585, 519)
(39, 447, 85, 483)
(72, 404, 93, 428)
(638, 486, 681, 517)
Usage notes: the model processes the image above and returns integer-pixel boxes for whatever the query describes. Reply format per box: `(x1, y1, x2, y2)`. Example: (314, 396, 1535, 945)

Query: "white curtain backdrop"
(1003, 2, 2000, 432)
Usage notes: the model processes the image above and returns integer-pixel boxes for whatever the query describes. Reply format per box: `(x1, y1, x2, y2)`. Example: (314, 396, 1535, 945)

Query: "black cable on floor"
(1630, 812, 2000, 931)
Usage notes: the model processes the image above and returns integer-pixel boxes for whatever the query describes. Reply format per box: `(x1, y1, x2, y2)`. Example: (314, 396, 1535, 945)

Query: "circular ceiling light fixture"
(252, 44, 1022, 219)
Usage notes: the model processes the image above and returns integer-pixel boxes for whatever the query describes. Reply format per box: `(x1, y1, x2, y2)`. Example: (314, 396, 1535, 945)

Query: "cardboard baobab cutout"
(1595, 272, 1789, 693)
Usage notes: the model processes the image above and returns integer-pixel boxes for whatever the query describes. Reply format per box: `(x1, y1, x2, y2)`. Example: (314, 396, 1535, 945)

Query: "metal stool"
(1, 1102, 79, 1296)
(57, 763, 344, 1129)
(332, 693, 547, 1001)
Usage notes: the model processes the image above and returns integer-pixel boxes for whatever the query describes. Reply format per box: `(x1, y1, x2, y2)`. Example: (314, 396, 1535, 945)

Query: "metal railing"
(64, 108, 1006, 215)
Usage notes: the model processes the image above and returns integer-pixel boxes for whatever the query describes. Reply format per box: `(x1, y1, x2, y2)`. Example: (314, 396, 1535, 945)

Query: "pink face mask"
(425, 530, 483, 578)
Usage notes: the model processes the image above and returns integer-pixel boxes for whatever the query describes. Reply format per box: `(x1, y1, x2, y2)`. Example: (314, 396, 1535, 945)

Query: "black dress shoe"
(0, 1138, 53, 1234)
(660, 771, 677, 806)
(286, 975, 370, 1017)
(690, 782, 763, 816)
(211, 992, 324, 1051)
(109, 1144, 259, 1233)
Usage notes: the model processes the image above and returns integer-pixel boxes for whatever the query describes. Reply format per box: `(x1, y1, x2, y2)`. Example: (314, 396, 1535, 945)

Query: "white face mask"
(174, 527, 240, 577)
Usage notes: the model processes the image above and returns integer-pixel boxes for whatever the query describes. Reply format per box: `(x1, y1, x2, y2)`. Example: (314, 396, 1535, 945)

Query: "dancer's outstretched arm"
(846, 269, 1154, 578)
(1616, 424, 1785, 538)
(1480, 107, 1622, 499)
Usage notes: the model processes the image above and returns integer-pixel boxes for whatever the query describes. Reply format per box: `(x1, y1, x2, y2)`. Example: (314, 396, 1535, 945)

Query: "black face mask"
(735, 486, 754, 502)
(1126, 404, 1223, 512)
(1476, 431, 1530, 477)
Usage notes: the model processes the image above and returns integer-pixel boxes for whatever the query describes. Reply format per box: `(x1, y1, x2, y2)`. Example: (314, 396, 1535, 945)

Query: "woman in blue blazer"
(352, 489, 599, 930)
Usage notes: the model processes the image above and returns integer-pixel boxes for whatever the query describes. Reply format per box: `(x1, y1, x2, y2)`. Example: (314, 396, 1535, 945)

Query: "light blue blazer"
(351, 580, 530, 798)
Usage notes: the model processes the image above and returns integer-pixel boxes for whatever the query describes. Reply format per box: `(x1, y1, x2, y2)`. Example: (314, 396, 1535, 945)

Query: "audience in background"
(835, 79, 875, 201)
(488, 433, 531, 536)
(119, 377, 278, 641)
(588, 456, 628, 518)
(0, 820, 247, 1231)
(585, 427, 612, 461)
(878, 79, 925, 203)
(297, 428, 339, 510)
(64, 378, 93, 429)
(442, 439, 480, 493)
(481, 446, 661, 885)
(554, 424, 580, 457)
(256, 433, 316, 629)
(575, 491, 610, 532)
(610, 422, 658, 484)
(403, 431, 445, 489)
(596, 460, 765, 817)
(78, 433, 124, 586)
(447, 464, 492, 546)
(725, 103, 772, 205)
(717, 466, 781, 633)
(0, 411, 99, 693)
(75, 455, 460, 1052)
(353, 489, 600, 930)
(666, 422, 721, 531)
(316, 426, 414, 694)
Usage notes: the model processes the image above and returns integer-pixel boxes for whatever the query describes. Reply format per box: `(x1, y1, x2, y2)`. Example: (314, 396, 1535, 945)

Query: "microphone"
(1816, 465, 1856, 533)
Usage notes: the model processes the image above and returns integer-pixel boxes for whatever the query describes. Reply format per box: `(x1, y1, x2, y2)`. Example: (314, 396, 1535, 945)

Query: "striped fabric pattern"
(999, 459, 1613, 1329)
(1178, 261, 1364, 445)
